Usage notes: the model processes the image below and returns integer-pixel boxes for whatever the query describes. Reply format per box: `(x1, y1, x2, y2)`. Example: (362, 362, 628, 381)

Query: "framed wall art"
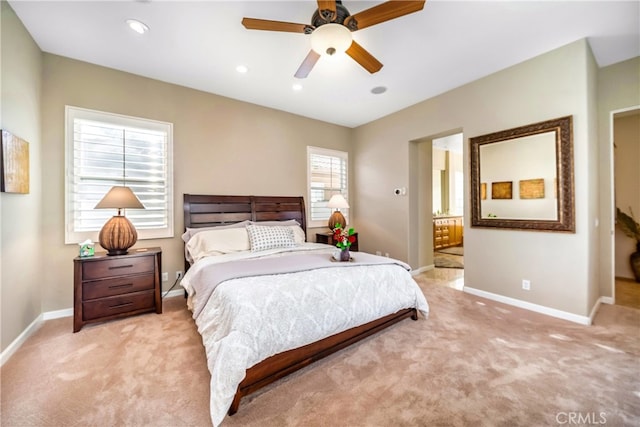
(1, 129, 30, 194)
(520, 178, 545, 199)
(491, 181, 513, 200)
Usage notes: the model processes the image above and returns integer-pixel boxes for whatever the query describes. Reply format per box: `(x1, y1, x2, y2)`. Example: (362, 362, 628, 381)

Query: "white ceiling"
(9, 0, 640, 128)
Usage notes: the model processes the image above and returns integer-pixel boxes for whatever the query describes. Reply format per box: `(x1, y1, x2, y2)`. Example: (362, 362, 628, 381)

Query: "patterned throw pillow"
(246, 224, 296, 252)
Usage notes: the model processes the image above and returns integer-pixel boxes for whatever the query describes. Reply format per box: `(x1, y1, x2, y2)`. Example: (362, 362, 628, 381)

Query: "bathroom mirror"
(470, 116, 575, 232)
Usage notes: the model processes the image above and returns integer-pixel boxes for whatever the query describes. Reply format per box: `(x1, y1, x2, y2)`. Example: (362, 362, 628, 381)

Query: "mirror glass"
(470, 116, 575, 232)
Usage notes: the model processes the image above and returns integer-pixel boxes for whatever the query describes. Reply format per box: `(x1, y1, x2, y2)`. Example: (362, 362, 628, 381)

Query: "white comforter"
(181, 244, 429, 426)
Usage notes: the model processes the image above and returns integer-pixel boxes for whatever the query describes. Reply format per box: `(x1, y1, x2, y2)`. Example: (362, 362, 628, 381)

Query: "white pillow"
(250, 220, 305, 244)
(246, 224, 296, 252)
(185, 227, 250, 263)
(181, 220, 251, 244)
(290, 225, 306, 244)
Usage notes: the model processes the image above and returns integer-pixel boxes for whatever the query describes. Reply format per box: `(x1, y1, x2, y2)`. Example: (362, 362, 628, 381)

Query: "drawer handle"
(109, 283, 133, 289)
(108, 264, 134, 270)
(109, 302, 134, 309)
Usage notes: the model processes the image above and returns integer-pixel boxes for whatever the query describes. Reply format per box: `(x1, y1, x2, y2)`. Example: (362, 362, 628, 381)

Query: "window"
(307, 146, 348, 228)
(65, 106, 173, 244)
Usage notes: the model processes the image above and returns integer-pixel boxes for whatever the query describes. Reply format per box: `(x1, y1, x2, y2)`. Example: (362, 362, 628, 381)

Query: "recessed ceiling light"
(371, 86, 387, 95)
(126, 19, 149, 34)
(236, 65, 249, 74)
(292, 83, 303, 91)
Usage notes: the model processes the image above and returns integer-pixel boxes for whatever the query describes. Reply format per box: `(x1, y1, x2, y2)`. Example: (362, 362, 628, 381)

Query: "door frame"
(609, 105, 640, 303)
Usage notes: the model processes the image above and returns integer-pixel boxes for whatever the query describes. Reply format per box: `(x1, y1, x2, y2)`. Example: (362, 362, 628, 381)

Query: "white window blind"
(307, 146, 348, 227)
(65, 106, 173, 244)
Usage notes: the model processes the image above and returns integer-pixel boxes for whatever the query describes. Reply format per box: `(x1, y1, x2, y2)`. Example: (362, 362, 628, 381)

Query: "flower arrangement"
(332, 223, 356, 250)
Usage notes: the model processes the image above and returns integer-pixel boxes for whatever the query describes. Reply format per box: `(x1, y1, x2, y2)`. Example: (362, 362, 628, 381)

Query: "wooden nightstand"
(315, 232, 359, 251)
(73, 247, 162, 332)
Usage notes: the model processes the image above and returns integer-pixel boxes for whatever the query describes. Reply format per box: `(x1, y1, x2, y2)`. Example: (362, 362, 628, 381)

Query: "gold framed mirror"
(470, 116, 575, 232)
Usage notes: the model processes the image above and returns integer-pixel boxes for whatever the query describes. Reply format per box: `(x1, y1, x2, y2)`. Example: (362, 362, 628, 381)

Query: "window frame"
(64, 106, 174, 244)
(307, 146, 349, 228)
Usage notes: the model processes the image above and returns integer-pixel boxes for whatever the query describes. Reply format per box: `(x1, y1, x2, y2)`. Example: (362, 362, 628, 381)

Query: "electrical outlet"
(376, 251, 382, 256)
(176, 271, 183, 280)
(162, 272, 168, 282)
(522, 279, 531, 290)
(385, 253, 390, 258)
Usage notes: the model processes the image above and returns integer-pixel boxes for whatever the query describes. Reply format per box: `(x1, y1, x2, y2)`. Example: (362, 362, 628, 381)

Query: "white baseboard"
(163, 289, 185, 298)
(600, 296, 614, 305)
(1, 313, 43, 367)
(588, 298, 602, 324)
(463, 286, 592, 325)
(588, 296, 615, 324)
(2, 288, 186, 367)
(43, 308, 73, 320)
(411, 264, 434, 276)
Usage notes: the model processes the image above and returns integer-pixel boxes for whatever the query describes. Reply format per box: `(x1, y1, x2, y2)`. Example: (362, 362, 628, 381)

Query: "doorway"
(431, 133, 465, 289)
(408, 129, 464, 290)
(612, 107, 640, 309)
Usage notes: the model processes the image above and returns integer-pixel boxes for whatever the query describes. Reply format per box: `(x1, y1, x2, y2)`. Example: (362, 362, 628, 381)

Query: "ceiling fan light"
(310, 24, 352, 56)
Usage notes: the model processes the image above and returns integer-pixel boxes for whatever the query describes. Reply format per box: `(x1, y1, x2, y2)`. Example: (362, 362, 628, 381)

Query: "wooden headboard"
(183, 194, 306, 231)
(183, 194, 307, 271)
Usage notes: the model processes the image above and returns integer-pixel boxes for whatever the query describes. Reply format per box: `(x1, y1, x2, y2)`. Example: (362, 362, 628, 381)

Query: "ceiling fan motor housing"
(311, 2, 355, 30)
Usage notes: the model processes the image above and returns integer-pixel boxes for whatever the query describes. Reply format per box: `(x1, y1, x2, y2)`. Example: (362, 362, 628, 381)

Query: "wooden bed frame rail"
(230, 307, 418, 415)
(183, 194, 419, 416)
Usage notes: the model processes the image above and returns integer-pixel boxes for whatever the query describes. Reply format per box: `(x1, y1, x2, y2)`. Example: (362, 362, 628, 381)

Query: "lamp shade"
(310, 23, 352, 56)
(95, 186, 144, 256)
(328, 194, 350, 209)
(94, 186, 144, 210)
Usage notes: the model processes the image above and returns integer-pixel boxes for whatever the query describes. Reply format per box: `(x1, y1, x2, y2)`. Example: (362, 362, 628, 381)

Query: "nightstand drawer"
(82, 291, 155, 321)
(82, 256, 154, 280)
(83, 273, 155, 300)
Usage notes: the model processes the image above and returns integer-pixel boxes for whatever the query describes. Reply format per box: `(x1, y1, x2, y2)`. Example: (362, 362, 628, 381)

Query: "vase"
(631, 242, 640, 283)
(340, 247, 350, 262)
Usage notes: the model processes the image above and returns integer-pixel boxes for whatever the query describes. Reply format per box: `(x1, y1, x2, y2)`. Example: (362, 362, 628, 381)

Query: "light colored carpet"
(2, 277, 639, 427)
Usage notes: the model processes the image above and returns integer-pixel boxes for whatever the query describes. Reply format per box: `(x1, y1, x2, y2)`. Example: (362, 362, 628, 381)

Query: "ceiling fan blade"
(294, 50, 322, 79)
(242, 17, 312, 33)
(344, 1, 425, 31)
(346, 41, 383, 74)
(317, 0, 337, 21)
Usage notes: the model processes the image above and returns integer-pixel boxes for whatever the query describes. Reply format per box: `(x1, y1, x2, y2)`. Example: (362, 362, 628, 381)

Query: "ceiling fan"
(241, 0, 426, 79)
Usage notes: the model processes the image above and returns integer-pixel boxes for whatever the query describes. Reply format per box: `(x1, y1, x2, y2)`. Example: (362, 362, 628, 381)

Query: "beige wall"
(614, 113, 640, 279)
(353, 39, 599, 317)
(39, 54, 352, 313)
(0, 1, 43, 351)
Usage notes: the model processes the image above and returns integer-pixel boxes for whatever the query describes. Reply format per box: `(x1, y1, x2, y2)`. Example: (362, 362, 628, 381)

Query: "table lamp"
(327, 194, 349, 230)
(94, 186, 144, 255)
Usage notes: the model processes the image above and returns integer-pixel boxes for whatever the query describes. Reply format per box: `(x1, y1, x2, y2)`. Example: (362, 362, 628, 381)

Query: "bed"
(181, 194, 429, 426)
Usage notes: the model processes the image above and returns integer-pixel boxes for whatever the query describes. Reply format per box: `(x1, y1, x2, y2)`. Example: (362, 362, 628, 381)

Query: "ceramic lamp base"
(99, 215, 138, 256)
(328, 210, 346, 230)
